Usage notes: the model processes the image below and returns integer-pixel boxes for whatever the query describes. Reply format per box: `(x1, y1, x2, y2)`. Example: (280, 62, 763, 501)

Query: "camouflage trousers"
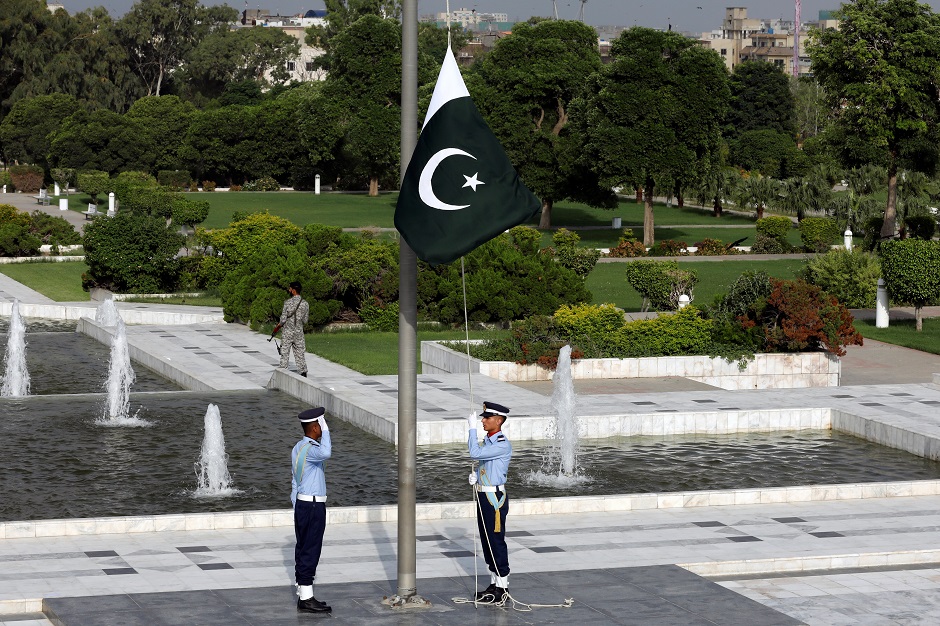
(279, 328, 307, 374)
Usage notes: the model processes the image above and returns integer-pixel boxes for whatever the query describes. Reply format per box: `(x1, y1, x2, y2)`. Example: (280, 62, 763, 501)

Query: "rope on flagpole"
(459, 255, 479, 607)
(446, 0, 451, 48)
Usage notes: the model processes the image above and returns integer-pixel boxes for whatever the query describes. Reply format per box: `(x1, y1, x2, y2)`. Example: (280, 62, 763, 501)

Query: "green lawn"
(0, 261, 88, 302)
(854, 318, 940, 356)
(185, 192, 763, 231)
(586, 259, 807, 311)
(306, 328, 508, 375)
(189, 191, 400, 229)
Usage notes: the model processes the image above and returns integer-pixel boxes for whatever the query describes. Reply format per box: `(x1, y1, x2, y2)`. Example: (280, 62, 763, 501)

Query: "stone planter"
(421, 341, 840, 390)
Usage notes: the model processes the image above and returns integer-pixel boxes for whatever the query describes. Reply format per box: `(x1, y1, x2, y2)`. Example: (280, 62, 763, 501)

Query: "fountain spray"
(194, 404, 238, 496)
(1, 299, 30, 397)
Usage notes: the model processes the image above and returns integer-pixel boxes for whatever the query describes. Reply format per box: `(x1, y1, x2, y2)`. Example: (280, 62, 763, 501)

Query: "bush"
(9, 165, 44, 193)
(624, 260, 698, 311)
(756, 216, 793, 240)
(418, 227, 591, 324)
(862, 216, 885, 251)
(0, 170, 12, 190)
(551, 228, 599, 278)
(112, 171, 158, 203)
(800, 217, 840, 253)
(220, 242, 337, 328)
(120, 186, 175, 218)
(694, 238, 735, 256)
(359, 301, 400, 331)
(880, 239, 940, 329)
(758, 279, 863, 356)
(50, 168, 75, 189)
(242, 176, 280, 192)
(553, 303, 626, 355)
(751, 233, 795, 254)
(229, 184, 243, 192)
(82, 212, 185, 292)
(171, 197, 210, 227)
(77, 170, 110, 202)
(207, 212, 303, 268)
(607, 228, 647, 257)
(613, 306, 713, 357)
(158, 170, 192, 191)
(650, 239, 688, 256)
(799, 249, 880, 308)
(28, 211, 81, 250)
(201, 180, 217, 192)
(904, 215, 937, 240)
(0, 205, 41, 256)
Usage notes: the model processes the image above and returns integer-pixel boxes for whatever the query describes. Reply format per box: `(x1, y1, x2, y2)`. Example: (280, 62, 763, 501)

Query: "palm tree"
(775, 176, 831, 222)
(696, 166, 739, 218)
(734, 174, 778, 220)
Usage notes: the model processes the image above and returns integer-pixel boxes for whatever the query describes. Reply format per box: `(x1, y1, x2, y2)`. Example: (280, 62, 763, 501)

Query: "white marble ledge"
(681, 548, 940, 578)
(6, 480, 940, 539)
(0, 598, 43, 614)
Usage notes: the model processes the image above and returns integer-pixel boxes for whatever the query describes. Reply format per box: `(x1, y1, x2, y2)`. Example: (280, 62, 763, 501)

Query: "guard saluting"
(467, 401, 513, 604)
(291, 407, 332, 613)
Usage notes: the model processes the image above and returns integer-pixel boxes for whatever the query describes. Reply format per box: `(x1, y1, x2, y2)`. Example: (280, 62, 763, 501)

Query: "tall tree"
(0, 0, 55, 119)
(124, 96, 196, 172)
(808, 0, 940, 240)
(791, 76, 828, 144)
(116, 0, 237, 96)
(725, 60, 796, 139)
(569, 28, 729, 247)
(301, 15, 433, 195)
(0, 93, 81, 168)
(304, 0, 402, 71)
(468, 20, 608, 229)
(183, 26, 301, 99)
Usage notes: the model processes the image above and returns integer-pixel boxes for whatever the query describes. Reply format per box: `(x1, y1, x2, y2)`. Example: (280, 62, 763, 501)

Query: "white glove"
(318, 414, 329, 432)
(468, 471, 478, 486)
(467, 411, 478, 431)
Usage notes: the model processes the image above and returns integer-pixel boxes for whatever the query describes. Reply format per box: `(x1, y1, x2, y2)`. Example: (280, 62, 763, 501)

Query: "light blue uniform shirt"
(469, 428, 512, 486)
(290, 432, 331, 505)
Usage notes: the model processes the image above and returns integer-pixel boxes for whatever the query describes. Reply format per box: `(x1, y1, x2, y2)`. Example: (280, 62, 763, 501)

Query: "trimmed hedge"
(799, 217, 840, 253)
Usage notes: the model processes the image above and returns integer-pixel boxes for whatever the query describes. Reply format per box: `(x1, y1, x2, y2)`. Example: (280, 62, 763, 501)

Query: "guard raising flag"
(395, 47, 540, 266)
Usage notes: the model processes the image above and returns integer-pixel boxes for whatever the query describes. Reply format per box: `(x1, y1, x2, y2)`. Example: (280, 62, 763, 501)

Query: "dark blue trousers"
(476, 490, 510, 578)
(294, 500, 326, 585)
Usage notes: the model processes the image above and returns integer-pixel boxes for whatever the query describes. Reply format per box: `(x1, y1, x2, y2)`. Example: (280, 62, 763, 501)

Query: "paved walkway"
(3, 274, 940, 624)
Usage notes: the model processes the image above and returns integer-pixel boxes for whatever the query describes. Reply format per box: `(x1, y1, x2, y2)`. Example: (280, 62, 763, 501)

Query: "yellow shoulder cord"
(478, 467, 505, 532)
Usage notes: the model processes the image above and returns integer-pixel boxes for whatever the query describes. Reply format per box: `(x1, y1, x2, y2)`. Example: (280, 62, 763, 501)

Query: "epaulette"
(496, 434, 506, 442)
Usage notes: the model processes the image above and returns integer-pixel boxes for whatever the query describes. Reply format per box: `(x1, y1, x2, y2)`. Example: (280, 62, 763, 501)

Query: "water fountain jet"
(97, 319, 147, 426)
(95, 297, 121, 326)
(1, 299, 30, 397)
(526, 344, 590, 487)
(194, 404, 238, 497)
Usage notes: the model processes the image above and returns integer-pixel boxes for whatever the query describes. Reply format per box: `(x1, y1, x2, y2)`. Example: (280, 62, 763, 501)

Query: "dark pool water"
(1, 331, 183, 394)
(3, 389, 940, 521)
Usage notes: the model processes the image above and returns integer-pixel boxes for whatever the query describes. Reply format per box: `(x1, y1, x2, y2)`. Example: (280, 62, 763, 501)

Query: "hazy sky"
(57, 0, 940, 34)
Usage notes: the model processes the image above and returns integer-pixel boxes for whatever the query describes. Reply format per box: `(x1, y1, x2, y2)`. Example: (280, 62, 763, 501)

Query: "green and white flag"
(395, 48, 540, 266)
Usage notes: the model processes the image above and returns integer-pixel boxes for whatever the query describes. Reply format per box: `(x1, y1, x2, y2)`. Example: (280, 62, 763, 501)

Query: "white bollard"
(54, 182, 60, 196)
(108, 192, 115, 213)
(844, 229, 853, 251)
(2, 185, 5, 193)
(612, 216, 622, 229)
(876, 278, 889, 328)
(315, 174, 321, 195)
(678, 294, 690, 309)
(58, 198, 68, 211)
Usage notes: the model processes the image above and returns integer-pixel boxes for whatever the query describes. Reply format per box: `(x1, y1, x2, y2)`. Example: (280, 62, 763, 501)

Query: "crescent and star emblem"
(418, 148, 485, 211)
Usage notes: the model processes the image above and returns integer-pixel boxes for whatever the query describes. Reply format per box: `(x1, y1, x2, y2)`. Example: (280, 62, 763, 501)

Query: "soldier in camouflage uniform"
(273, 281, 310, 377)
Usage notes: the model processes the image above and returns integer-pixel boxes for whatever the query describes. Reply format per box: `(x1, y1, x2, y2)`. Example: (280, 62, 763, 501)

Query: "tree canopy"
(726, 60, 795, 138)
(468, 19, 609, 228)
(569, 27, 729, 247)
(808, 0, 940, 239)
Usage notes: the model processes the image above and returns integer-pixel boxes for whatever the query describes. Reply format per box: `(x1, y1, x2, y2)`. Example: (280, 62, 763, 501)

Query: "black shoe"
(475, 584, 498, 603)
(300, 371, 307, 378)
(492, 587, 508, 604)
(297, 597, 331, 613)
